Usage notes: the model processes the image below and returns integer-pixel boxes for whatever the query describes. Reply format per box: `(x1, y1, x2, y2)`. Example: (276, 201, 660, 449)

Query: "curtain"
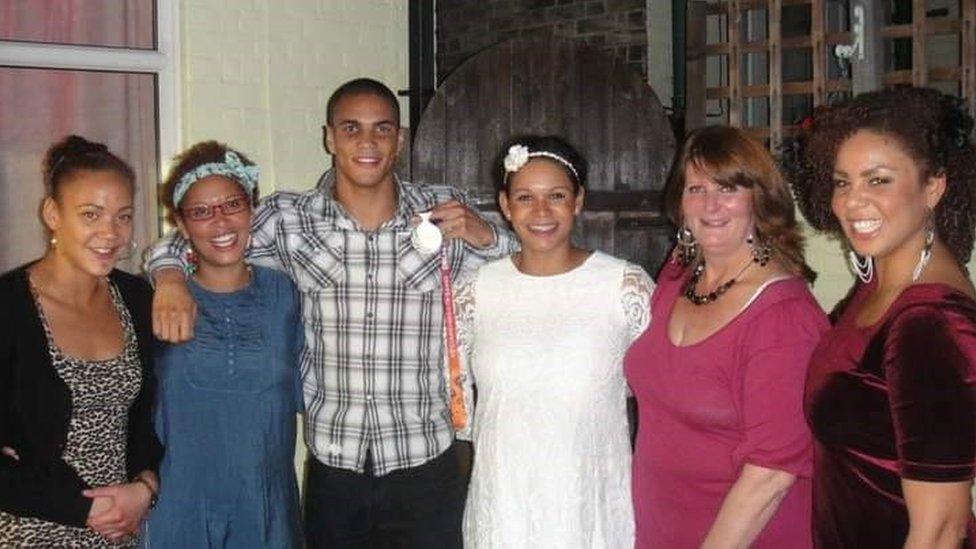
(0, 1, 158, 273)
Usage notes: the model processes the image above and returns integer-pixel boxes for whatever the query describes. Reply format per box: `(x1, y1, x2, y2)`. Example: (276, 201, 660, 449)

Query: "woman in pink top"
(625, 126, 828, 548)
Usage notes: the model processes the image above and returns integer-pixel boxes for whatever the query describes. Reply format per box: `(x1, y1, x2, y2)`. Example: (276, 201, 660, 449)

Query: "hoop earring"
(912, 215, 935, 282)
(848, 251, 874, 284)
(746, 233, 771, 266)
(676, 226, 698, 265)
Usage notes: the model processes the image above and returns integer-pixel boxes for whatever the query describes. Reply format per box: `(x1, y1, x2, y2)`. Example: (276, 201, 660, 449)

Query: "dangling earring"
(184, 245, 198, 276)
(675, 226, 698, 265)
(746, 233, 771, 266)
(848, 251, 874, 284)
(912, 213, 935, 282)
(49, 235, 58, 249)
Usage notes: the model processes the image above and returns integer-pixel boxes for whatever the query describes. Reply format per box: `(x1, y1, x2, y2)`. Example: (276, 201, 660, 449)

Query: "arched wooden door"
(412, 36, 676, 275)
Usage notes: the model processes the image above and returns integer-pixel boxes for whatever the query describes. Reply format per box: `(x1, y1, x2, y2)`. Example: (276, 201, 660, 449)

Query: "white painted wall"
(179, 0, 408, 479)
(646, 0, 673, 109)
(180, 0, 408, 193)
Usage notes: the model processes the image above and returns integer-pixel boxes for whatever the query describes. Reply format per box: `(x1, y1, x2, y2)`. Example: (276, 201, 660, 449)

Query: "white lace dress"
(455, 251, 653, 549)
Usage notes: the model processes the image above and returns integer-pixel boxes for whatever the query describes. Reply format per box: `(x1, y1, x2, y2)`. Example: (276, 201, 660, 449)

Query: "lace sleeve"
(621, 263, 654, 343)
(450, 270, 478, 440)
(454, 271, 477, 354)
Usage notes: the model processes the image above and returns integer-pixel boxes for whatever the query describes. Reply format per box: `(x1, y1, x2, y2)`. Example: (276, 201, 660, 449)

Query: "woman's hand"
(903, 479, 972, 548)
(1, 446, 19, 460)
(83, 482, 153, 541)
(152, 267, 197, 342)
(85, 494, 125, 541)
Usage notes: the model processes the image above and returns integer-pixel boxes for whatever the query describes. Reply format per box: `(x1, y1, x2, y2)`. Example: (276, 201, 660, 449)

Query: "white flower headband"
(503, 144, 580, 183)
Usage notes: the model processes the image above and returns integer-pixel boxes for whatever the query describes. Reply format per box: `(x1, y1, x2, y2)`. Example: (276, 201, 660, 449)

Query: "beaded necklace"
(682, 258, 756, 306)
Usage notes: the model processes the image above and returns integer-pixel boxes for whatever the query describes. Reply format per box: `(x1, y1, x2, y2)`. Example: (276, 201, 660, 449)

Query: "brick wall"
(436, 0, 649, 84)
(181, 0, 408, 193)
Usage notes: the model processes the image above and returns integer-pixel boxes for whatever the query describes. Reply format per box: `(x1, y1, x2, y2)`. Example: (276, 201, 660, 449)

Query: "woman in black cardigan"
(0, 136, 162, 546)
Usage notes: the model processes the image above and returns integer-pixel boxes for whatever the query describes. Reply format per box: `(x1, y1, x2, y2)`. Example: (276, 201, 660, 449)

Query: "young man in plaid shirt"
(147, 78, 515, 547)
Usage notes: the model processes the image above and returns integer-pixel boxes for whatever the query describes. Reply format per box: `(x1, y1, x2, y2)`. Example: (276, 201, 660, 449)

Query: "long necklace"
(683, 258, 756, 306)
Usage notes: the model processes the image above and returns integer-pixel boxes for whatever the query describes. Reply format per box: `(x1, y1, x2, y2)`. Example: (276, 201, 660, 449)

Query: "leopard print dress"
(0, 281, 142, 548)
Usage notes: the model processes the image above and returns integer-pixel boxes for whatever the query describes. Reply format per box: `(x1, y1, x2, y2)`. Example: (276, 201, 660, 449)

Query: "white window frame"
(0, 0, 181, 238)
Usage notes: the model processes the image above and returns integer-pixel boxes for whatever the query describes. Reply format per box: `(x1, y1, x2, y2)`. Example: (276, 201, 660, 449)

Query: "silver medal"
(411, 212, 443, 255)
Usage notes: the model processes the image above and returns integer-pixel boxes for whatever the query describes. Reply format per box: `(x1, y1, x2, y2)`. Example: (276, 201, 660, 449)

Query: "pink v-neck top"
(625, 261, 828, 548)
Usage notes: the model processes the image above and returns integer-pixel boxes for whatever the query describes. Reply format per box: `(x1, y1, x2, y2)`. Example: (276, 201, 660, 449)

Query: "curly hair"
(160, 141, 259, 225)
(665, 125, 815, 282)
(788, 86, 976, 264)
(43, 135, 135, 200)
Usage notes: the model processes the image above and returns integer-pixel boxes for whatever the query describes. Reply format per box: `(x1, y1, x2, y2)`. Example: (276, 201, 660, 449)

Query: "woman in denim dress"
(146, 141, 303, 548)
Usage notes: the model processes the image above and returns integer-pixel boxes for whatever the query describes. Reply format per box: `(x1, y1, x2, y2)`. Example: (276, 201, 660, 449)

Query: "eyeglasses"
(180, 194, 250, 222)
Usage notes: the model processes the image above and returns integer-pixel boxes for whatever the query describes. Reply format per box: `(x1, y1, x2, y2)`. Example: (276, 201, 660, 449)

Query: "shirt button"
(366, 312, 374, 319)
(365, 395, 373, 402)
(229, 359, 235, 365)
(225, 317, 231, 323)
(367, 235, 375, 242)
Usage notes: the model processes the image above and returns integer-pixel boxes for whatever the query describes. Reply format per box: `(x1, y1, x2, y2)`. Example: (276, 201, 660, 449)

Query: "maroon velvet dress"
(805, 281, 976, 548)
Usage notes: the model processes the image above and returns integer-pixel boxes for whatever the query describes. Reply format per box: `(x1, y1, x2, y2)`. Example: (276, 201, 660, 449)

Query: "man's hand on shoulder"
(152, 268, 197, 343)
(429, 199, 495, 249)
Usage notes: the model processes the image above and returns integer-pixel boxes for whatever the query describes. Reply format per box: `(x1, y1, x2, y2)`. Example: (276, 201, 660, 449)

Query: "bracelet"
(133, 476, 158, 509)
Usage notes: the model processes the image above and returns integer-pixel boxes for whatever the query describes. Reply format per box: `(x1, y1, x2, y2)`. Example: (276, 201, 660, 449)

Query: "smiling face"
(175, 175, 252, 273)
(499, 158, 583, 256)
(831, 129, 945, 261)
(43, 169, 134, 277)
(680, 162, 755, 260)
(325, 92, 403, 191)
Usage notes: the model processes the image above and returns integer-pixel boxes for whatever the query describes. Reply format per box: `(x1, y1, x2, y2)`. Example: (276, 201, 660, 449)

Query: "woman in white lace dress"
(455, 136, 653, 548)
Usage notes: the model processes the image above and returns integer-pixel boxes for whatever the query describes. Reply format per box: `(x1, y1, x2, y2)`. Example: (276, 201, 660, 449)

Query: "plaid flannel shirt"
(145, 170, 516, 475)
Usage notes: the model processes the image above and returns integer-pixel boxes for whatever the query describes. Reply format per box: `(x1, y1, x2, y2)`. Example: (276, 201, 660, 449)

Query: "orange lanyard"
(439, 249, 467, 430)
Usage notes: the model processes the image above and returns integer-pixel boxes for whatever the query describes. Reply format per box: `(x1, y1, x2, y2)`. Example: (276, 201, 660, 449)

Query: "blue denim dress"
(146, 266, 304, 548)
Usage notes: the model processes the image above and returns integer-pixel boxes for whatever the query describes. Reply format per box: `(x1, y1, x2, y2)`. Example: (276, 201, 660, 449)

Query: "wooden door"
(411, 36, 677, 276)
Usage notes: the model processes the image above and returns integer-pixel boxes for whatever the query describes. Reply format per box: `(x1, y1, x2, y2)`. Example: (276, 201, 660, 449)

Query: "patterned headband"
(173, 151, 260, 207)
(503, 144, 580, 183)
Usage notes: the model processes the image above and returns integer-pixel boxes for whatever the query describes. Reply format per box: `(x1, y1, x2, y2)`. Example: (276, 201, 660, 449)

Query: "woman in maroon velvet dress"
(793, 87, 976, 548)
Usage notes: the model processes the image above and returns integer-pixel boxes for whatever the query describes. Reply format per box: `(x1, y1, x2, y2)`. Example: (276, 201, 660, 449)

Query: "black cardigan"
(0, 264, 163, 527)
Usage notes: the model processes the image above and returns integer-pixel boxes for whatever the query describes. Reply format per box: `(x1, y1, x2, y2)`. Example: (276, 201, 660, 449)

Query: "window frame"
(0, 0, 181, 239)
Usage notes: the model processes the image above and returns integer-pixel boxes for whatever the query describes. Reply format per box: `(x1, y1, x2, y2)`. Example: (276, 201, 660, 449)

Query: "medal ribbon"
(440, 248, 467, 430)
